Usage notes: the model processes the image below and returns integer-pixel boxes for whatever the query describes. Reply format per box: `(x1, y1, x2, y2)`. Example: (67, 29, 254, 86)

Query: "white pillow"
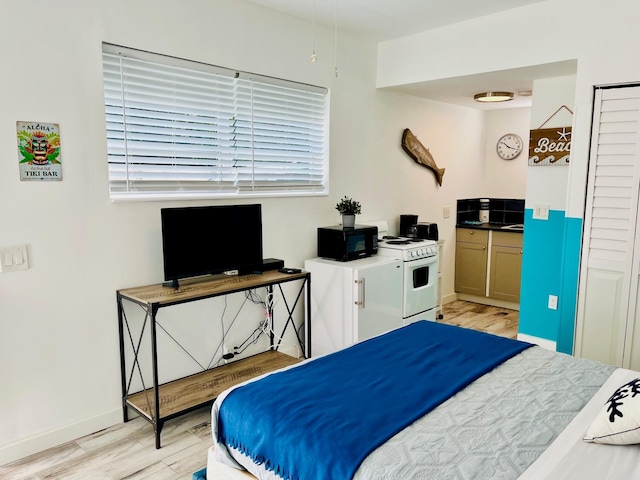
(584, 377, 640, 445)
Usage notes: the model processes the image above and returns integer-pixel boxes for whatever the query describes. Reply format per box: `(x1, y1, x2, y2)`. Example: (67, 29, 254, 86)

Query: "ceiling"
(244, 0, 548, 42)
(244, 0, 576, 110)
(390, 60, 578, 110)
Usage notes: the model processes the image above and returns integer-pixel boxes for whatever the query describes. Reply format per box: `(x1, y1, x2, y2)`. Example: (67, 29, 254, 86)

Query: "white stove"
(377, 236, 438, 261)
(363, 220, 439, 322)
(376, 235, 439, 323)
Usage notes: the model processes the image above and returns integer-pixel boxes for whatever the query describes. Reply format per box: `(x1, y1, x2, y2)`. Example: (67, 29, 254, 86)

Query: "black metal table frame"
(116, 273, 311, 449)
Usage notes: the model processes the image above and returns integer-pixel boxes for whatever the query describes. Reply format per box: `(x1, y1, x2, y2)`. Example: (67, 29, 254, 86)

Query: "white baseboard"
(0, 408, 122, 466)
(517, 333, 557, 351)
(442, 293, 458, 305)
(455, 293, 519, 311)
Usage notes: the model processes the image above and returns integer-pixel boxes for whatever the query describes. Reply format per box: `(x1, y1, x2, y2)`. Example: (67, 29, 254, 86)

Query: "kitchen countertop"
(456, 222, 524, 233)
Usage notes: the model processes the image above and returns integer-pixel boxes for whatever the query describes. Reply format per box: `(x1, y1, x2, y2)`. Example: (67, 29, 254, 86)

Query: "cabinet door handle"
(355, 278, 365, 307)
(482, 246, 486, 250)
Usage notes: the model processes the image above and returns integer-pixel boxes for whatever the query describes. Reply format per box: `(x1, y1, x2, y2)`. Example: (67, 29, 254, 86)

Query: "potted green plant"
(335, 195, 361, 228)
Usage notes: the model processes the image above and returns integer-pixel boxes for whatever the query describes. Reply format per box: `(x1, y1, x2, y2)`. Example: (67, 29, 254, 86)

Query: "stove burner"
(386, 240, 411, 245)
(382, 235, 400, 240)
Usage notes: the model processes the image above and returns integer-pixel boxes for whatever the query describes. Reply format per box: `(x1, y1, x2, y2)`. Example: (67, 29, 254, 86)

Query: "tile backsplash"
(457, 198, 525, 225)
(456, 198, 481, 224)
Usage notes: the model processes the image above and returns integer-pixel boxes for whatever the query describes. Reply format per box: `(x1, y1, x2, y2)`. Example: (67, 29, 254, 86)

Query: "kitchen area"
(454, 197, 525, 310)
(305, 216, 441, 356)
(304, 104, 532, 356)
(304, 193, 526, 356)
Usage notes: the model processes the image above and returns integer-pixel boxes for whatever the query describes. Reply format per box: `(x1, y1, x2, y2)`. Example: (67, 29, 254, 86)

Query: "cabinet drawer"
(456, 228, 489, 244)
(492, 231, 523, 248)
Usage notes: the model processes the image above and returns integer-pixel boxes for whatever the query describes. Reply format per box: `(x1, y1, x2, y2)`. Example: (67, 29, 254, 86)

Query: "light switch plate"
(533, 205, 550, 220)
(0, 245, 29, 272)
(443, 206, 451, 219)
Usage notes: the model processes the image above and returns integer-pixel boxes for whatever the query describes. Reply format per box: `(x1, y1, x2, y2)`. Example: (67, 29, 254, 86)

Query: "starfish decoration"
(557, 127, 571, 141)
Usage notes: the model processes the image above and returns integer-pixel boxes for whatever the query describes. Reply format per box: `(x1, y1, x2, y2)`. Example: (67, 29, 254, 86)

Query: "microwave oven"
(317, 225, 378, 262)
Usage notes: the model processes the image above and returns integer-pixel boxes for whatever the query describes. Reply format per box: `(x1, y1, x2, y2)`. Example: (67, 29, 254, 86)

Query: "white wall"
(482, 108, 530, 199)
(526, 76, 576, 211)
(376, 1, 575, 89)
(372, 94, 485, 300)
(377, 0, 640, 221)
(376, 0, 640, 353)
(0, 0, 492, 464)
(0, 0, 377, 463)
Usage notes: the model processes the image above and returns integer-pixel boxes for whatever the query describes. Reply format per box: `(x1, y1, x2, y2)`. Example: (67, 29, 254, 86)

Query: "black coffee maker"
(399, 214, 419, 237)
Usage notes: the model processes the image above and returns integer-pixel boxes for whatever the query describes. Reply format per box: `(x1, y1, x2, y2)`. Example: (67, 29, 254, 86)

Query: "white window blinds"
(102, 43, 329, 200)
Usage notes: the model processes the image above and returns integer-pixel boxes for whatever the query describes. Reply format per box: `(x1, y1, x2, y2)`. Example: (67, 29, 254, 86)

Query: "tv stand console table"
(116, 269, 310, 449)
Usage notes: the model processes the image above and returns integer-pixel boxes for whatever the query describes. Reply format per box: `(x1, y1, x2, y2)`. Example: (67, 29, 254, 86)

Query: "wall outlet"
(443, 206, 451, 219)
(223, 338, 236, 355)
(548, 295, 558, 310)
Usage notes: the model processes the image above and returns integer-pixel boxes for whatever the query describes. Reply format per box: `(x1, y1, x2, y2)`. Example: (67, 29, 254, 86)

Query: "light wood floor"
(1, 300, 517, 479)
(439, 299, 519, 339)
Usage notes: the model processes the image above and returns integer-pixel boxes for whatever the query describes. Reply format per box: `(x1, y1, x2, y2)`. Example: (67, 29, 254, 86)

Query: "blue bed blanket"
(217, 321, 532, 480)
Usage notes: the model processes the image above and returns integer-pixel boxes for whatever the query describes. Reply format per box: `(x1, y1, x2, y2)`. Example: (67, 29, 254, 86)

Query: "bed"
(207, 321, 640, 479)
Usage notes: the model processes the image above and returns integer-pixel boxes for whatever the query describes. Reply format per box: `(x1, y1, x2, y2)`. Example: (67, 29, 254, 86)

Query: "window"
(102, 43, 329, 200)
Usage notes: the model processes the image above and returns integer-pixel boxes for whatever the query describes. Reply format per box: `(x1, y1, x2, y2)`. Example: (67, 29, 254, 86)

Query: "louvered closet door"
(575, 85, 640, 368)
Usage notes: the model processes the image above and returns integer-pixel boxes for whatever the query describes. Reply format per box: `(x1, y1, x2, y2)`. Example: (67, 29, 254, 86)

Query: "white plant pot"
(342, 214, 356, 228)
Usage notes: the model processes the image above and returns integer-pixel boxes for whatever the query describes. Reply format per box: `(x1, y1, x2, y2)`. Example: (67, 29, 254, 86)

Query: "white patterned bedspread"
(210, 346, 615, 480)
(519, 367, 640, 479)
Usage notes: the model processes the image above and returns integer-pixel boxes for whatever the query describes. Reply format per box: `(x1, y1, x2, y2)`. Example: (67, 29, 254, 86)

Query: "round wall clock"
(496, 133, 523, 160)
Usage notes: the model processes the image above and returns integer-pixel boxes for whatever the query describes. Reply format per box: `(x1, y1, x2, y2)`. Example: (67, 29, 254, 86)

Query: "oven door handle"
(355, 278, 365, 307)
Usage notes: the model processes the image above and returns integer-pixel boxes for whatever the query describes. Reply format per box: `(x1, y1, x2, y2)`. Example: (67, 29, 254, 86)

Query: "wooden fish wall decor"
(401, 128, 445, 186)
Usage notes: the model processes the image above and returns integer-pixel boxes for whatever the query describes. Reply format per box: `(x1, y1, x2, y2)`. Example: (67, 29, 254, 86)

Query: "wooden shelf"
(117, 269, 310, 448)
(127, 350, 301, 420)
(119, 270, 308, 308)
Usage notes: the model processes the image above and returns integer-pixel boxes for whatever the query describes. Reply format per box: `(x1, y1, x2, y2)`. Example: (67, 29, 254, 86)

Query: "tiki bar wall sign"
(17, 121, 62, 181)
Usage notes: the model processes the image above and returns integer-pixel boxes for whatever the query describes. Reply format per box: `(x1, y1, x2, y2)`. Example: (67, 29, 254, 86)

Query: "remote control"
(278, 267, 302, 274)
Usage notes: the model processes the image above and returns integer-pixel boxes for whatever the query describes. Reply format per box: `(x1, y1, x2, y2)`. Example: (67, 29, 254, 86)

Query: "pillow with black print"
(584, 377, 640, 445)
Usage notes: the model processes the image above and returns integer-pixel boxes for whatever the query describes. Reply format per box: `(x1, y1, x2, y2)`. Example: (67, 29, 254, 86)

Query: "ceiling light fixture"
(473, 91, 515, 103)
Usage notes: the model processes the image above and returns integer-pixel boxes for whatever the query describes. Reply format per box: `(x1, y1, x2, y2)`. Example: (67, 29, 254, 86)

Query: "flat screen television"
(161, 204, 263, 287)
